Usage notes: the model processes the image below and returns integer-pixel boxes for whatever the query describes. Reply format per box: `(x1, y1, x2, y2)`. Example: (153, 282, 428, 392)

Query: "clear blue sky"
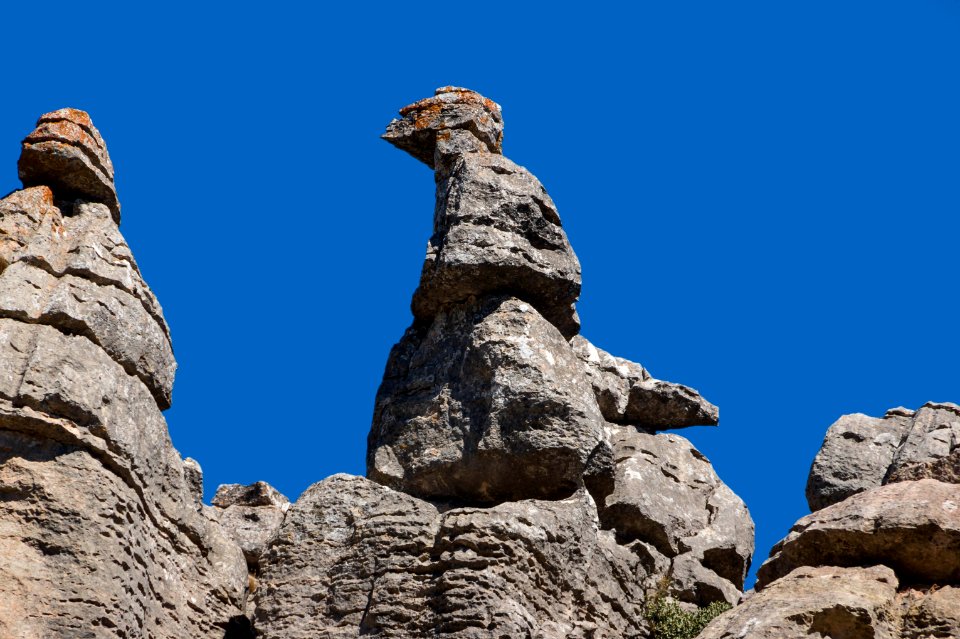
(2, 2, 958, 587)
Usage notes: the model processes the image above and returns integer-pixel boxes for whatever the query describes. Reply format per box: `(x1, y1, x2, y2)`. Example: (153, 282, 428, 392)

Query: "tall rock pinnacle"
(220, 88, 751, 637)
(0, 110, 249, 637)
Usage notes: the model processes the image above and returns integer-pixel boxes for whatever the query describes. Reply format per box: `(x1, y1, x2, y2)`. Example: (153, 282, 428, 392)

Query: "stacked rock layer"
(699, 402, 960, 638)
(251, 88, 753, 638)
(0, 110, 250, 637)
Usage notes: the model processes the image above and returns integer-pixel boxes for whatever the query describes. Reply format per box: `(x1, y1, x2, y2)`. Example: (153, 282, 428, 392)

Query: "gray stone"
(411, 152, 582, 338)
(0, 188, 170, 355)
(212, 482, 290, 568)
(18, 108, 120, 223)
(182, 457, 204, 510)
(0, 260, 175, 408)
(599, 425, 753, 604)
(758, 479, 960, 589)
(572, 336, 718, 428)
(697, 565, 901, 639)
(0, 323, 247, 637)
(383, 86, 503, 169)
(807, 403, 960, 511)
(806, 410, 911, 511)
(368, 296, 604, 504)
(254, 474, 649, 638)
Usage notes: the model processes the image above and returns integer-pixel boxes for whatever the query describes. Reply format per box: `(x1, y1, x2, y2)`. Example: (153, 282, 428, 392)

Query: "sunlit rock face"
(700, 403, 960, 639)
(251, 88, 749, 637)
(0, 111, 249, 638)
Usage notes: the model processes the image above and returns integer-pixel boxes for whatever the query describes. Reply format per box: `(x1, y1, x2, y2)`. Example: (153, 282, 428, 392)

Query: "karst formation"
(0, 89, 952, 638)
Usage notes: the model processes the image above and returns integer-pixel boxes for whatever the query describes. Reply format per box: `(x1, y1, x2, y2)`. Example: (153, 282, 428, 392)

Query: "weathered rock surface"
(572, 336, 718, 429)
(212, 481, 290, 567)
(369, 295, 604, 504)
(807, 402, 960, 511)
(698, 565, 902, 639)
(18, 108, 120, 223)
(412, 152, 582, 338)
(758, 479, 960, 589)
(254, 474, 649, 639)
(383, 86, 503, 169)
(599, 426, 754, 605)
(0, 110, 248, 638)
(0, 186, 172, 407)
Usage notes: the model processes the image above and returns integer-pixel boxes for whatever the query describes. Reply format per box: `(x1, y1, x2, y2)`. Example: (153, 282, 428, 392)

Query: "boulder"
(807, 403, 960, 511)
(698, 565, 901, 639)
(572, 336, 718, 428)
(368, 296, 604, 504)
(18, 108, 120, 223)
(212, 481, 290, 567)
(411, 152, 582, 338)
(758, 479, 960, 589)
(254, 474, 648, 638)
(598, 425, 753, 605)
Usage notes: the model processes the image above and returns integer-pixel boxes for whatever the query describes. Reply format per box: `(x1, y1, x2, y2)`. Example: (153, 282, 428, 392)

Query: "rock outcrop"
(0, 92, 752, 638)
(251, 88, 752, 637)
(806, 402, 960, 511)
(701, 403, 960, 638)
(0, 111, 249, 638)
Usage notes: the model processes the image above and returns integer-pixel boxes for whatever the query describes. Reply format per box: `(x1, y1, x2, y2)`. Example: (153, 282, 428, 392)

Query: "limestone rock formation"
(368, 295, 605, 503)
(0, 111, 248, 638)
(807, 401, 960, 510)
(250, 88, 750, 637)
(701, 403, 960, 639)
(0, 94, 750, 638)
(600, 426, 754, 605)
(256, 474, 649, 638)
(212, 481, 290, 567)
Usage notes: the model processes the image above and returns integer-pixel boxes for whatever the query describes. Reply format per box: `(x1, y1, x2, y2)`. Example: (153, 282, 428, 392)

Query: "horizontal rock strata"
(0, 111, 248, 638)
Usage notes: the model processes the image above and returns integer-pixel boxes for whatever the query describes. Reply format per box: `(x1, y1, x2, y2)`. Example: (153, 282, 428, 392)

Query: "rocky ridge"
(0, 92, 752, 638)
(699, 402, 960, 638)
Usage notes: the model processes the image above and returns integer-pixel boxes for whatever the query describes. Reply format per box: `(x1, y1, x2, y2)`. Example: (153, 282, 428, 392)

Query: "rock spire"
(252, 88, 752, 637)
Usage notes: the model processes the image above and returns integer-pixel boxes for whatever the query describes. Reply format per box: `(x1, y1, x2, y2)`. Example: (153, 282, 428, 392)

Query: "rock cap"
(383, 87, 503, 168)
(18, 108, 120, 224)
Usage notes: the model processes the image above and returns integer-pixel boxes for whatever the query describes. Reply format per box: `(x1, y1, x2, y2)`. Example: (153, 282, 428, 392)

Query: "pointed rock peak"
(18, 107, 121, 224)
(383, 87, 504, 168)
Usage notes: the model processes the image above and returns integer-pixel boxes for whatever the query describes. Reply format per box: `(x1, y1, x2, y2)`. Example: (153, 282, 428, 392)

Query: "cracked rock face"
(368, 295, 604, 504)
(807, 402, 960, 511)
(599, 426, 754, 605)
(254, 474, 649, 639)
(0, 111, 247, 638)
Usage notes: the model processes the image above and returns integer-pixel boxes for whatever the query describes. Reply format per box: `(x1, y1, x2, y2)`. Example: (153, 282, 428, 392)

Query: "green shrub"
(644, 596, 731, 639)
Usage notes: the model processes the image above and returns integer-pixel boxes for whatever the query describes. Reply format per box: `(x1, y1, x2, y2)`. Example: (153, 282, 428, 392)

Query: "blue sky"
(1, 2, 958, 587)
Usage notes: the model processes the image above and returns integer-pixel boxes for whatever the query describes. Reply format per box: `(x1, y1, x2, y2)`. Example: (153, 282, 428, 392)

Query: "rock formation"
(251, 87, 753, 637)
(0, 111, 249, 637)
(699, 402, 960, 638)
(0, 91, 753, 637)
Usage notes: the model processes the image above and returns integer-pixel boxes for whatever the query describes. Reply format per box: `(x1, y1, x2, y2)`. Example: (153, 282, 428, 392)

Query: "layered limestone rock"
(0, 111, 248, 638)
(212, 481, 290, 568)
(701, 403, 960, 638)
(250, 88, 752, 637)
(256, 475, 649, 639)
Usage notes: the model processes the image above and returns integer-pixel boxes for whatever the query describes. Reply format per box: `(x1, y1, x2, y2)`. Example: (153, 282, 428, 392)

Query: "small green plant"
(644, 596, 731, 639)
